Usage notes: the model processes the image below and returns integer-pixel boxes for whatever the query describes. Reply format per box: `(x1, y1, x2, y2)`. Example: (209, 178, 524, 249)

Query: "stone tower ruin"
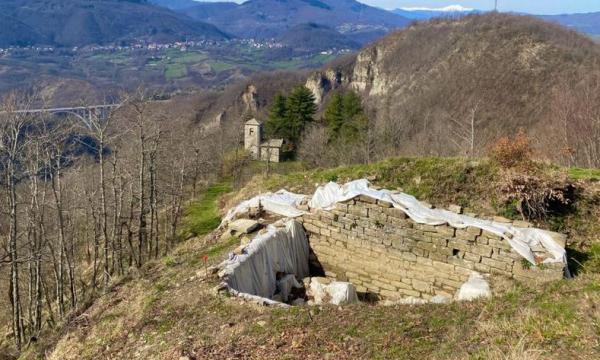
(244, 118, 262, 159)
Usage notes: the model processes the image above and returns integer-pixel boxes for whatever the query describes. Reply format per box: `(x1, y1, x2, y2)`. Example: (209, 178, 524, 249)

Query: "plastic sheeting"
(307, 279, 359, 305)
(278, 274, 303, 302)
(309, 179, 566, 265)
(220, 220, 310, 299)
(456, 272, 492, 301)
(220, 190, 306, 228)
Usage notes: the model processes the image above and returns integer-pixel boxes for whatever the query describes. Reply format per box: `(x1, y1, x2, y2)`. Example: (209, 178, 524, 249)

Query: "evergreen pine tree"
(265, 92, 287, 138)
(323, 90, 366, 142)
(339, 90, 365, 141)
(283, 86, 317, 144)
(323, 93, 344, 140)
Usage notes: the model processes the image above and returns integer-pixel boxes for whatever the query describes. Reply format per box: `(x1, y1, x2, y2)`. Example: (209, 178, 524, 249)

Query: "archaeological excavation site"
(212, 180, 568, 307)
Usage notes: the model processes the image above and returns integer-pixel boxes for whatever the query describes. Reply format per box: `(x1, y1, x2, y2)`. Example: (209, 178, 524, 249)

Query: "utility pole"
(494, 0, 498, 12)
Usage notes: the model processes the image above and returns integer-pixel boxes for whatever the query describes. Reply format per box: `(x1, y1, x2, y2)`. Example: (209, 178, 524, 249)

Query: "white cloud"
(400, 4, 474, 12)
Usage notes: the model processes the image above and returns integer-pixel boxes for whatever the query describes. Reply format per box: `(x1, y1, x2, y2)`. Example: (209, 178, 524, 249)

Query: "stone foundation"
(300, 196, 565, 300)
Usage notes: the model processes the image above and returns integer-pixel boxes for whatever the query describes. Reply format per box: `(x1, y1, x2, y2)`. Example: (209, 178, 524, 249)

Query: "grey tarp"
(220, 220, 310, 299)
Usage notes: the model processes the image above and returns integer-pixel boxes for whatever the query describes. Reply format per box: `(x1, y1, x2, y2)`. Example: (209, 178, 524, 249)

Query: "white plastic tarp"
(220, 220, 310, 299)
(308, 279, 359, 305)
(456, 272, 492, 301)
(309, 179, 566, 265)
(220, 190, 306, 228)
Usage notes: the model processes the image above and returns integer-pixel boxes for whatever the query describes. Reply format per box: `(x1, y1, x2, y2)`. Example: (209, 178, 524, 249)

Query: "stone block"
(416, 256, 433, 266)
(303, 223, 320, 234)
(432, 261, 455, 274)
(380, 289, 400, 298)
(228, 219, 260, 234)
(481, 257, 510, 271)
(416, 224, 438, 233)
(372, 279, 396, 292)
(335, 203, 349, 212)
(402, 252, 417, 263)
(455, 229, 478, 241)
(412, 279, 431, 293)
(447, 240, 471, 252)
(463, 252, 482, 263)
(471, 245, 494, 258)
(488, 238, 511, 250)
(436, 225, 456, 237)
(384, 207, 408, 219)
(448, 204, 463, 214)
(377, 199, 393, 208)
(411, 247, 426, 257)
(493, 216, 512, 223)
(474, 263, 491, 274)
(482, 230, 503, 241)
(358, 195, 378, 204)
(389, 280, 413, 290)
(429, 252, 449, 262)
(512, 220, 532, 228)
(398, 289, 421, 298)
(349, 205, 368, 218)
(320, 211, 335, 220)
(439, 277, 462, 289)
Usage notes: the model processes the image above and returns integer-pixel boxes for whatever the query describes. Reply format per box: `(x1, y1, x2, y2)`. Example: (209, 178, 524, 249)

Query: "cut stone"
(448, 204, 463, 214)
(228, 219, 260, 234)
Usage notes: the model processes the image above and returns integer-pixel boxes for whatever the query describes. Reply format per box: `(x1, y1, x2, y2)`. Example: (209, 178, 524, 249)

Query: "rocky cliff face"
(305, 69, 345, 104)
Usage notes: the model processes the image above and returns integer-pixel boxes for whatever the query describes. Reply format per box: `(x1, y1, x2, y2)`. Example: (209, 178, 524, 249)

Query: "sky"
(200, 1, 600, 15)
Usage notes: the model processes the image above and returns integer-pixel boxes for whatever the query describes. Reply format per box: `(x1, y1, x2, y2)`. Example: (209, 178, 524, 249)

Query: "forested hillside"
(0, 89, 233, 355)
(301, 13, 600, 168)
(182, 0, 410, 41)
(0, 0, 229, 47)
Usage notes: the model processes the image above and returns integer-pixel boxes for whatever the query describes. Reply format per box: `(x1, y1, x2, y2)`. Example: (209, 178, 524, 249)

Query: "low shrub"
(489, 128, 533, 170)
(498, 173, 575, 220)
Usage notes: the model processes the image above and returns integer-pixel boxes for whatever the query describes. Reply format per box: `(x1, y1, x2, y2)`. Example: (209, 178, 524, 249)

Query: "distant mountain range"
(149, 0, 200, 10)
(0, 0, 229, 48)
(393, 5, 479, 20)
(1, 0, 600, 53)
(180, 0, 411, 40)
(392, 6, 600, 37)
(541, 12, 600, 35)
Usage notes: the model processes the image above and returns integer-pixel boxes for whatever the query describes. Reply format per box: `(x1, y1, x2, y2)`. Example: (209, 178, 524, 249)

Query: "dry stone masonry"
(300, 195, 565, 300)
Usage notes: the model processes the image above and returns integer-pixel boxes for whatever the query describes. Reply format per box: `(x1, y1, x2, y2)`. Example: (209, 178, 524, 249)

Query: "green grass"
(261, 157, 498, 211)
(210, 61, 236, 73)
(205, 236, 240, 258)
(164, 63, 187, 80)
(568, 167, 600, 181)
(181, 182, 232, 237)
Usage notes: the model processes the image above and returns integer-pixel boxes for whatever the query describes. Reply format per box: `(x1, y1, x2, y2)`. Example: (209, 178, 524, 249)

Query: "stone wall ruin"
(300, 195, 566, 300)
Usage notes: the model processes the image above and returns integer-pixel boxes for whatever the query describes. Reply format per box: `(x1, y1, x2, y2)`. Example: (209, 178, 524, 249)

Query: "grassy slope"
(22, 157, 600, 359)
(181, 182, 232, 237)
(234, 158, 600, 253)
(29, 236, 600, 359)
